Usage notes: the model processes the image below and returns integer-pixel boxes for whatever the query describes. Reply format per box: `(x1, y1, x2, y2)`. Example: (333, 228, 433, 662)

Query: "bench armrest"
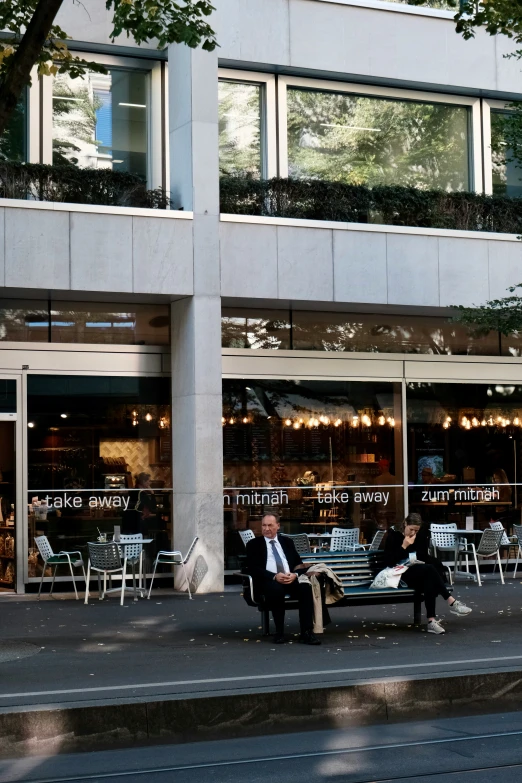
(233, 571, 260, 605)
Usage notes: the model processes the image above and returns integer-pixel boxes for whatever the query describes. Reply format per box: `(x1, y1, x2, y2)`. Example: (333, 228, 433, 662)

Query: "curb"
(2, 668, 522, 757)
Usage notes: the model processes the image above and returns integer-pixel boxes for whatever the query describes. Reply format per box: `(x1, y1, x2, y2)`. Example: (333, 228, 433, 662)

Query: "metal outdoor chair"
(330, 527, 362, 552)
(430, 523, 466, 585)
(456, 528, 505, 587)
(489, 520, 511, 546)
(147, 536, 198, 599)
(360, 529, 385, 552)
(239, 529, 255, 548)
(118, 533, 145, 597)
(35, 535, 86, 600)
(285, 533, 311, 554)
(85, 541, 137, 606)
(512, 523, 522, 578)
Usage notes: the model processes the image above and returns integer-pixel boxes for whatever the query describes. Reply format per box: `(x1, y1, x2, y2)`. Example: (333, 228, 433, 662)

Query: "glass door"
(0, 377, 20, 592)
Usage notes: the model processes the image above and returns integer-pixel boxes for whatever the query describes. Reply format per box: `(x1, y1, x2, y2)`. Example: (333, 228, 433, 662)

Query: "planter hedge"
(220, 176, 522, 234)
(0, 162, 171, 209)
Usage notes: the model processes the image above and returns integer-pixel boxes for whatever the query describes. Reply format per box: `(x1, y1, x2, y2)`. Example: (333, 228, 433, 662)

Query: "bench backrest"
(301, 550, 383, 590)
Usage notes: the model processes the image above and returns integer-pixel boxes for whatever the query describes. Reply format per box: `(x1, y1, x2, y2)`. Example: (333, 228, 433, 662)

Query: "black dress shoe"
(299, 630, 321, 645)
(273, 633, 286, 644)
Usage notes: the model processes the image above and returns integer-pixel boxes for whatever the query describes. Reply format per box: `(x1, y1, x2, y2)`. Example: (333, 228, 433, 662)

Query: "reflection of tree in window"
(0, 93, 26, 162)
(287, 89, 470, 190)
(491, 109, 522, 198)
(53, 74, 100, 167)
(219, 81, 262, 177)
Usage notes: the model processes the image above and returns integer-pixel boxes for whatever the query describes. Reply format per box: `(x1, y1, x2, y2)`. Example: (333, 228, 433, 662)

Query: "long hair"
(397, 512, 423, 533)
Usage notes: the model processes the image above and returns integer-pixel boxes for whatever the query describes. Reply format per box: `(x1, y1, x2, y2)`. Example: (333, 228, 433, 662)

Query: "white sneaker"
(450, 600, 472, 617)
(427, 619, 446, 635)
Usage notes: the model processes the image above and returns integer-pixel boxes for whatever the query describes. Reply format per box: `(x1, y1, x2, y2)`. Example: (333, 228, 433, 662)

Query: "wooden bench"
(239, 550, 452, 634)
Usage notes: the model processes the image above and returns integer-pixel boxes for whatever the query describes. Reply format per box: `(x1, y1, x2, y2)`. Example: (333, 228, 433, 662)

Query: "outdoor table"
(453, 529, 484, 582)
(116, 537, 153, 599)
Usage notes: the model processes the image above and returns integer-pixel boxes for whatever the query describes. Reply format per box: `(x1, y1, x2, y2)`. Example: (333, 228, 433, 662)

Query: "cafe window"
(223, 378, 404, 570)
(222, 308, 502, 356)
(407, 381, 521, 529)
(0, 300, 169, 345)
(286, 87, 471, 190)
(27, 375, 172, 580)
(219, 80, 263, 177)
(0, 91, 27, 162)
(53, 68, 149, 179)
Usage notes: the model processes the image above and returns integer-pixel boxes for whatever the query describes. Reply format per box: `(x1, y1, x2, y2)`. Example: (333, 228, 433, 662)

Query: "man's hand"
(274, 572, 297, 584)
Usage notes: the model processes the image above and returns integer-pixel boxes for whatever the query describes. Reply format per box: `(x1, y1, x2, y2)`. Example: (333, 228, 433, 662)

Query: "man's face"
(262, 515, 280, 539)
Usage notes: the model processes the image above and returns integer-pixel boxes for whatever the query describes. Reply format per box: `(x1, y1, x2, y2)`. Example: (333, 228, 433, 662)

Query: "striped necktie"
(270, 539, 286, 573)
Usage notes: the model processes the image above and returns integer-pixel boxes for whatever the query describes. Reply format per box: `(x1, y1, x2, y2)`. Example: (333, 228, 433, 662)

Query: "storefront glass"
(222, 308, 502, 355)
(407, 382, 520, 530)
(0, 379, 17, 591)
(223, 378, 403, 570)
(27, 375, 172, 580)
(0, 91, 27, 162)
(0, 301, 169, 345)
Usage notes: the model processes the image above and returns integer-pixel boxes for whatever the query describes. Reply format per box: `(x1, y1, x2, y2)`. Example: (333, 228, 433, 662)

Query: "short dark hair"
(261, 511, 280, 524)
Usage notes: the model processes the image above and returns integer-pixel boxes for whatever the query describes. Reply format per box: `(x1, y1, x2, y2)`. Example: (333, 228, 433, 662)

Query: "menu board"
(283, 428, 338, 462)
(223, 423, 271, 462)
(251, 424, 271, 461)
(223, 426, 250, 462)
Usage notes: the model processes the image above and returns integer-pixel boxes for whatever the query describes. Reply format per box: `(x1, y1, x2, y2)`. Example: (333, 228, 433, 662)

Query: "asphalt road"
(2, 710, 522, 783)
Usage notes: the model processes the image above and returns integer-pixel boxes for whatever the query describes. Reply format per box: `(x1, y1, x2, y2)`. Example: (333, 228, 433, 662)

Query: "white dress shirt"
(265, 535, 290, 574)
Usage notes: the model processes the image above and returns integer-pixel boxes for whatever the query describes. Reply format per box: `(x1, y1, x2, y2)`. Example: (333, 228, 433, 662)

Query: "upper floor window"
(490, 110, 522, 198)
(53, 68, 148, 180)
(219, 80, 263, 177)
(0, 90, 27, 162)
(286, 87, 471, 190)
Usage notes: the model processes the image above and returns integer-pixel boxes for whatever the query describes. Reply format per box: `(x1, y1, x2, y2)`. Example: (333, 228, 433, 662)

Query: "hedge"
(219, 176, 522, 234)
(0, 162, 171, 209)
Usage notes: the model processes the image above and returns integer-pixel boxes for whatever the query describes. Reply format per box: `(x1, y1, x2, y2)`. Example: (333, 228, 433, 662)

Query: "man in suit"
(245, 512, 321, 645)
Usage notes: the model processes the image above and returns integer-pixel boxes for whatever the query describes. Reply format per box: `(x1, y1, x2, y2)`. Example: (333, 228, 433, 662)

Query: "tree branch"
(0, 0, 64, 136)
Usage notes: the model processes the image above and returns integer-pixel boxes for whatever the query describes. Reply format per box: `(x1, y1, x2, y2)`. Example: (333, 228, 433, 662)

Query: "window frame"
(218, 68, 277, 179)
(41, 53, 164, 189)
(278, 74, 482, 192)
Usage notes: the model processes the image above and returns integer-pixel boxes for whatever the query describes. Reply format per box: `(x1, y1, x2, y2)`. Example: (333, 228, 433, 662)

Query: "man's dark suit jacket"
(245, 534, 304, 589)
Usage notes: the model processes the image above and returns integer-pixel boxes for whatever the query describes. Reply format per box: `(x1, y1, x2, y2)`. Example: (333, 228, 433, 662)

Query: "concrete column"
(168, 43, 223, 592)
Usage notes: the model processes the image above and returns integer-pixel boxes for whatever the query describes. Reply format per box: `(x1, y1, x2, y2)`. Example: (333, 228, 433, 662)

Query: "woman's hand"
(402, 532, 417, 549)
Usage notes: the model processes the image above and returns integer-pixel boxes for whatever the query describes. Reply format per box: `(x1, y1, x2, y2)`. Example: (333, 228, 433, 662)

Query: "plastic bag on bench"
(370, 564, 409, 590)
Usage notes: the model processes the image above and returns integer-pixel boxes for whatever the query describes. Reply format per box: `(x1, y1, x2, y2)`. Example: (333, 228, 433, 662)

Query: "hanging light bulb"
(461, 416, 468, 427)
(361, 414, 372, 427)
(221, 417, 226, 425)
(242, 417, 248, 424)
(132, 419, 138, 427)
(285, 419, 292, 426)
(515, 417, 521, 426)
(145, 412, 153, 422)
(229, 418, 235, 425)
(378, 415, 385, 426)
(465, 420, 471, 430)
(159, 418, 166, 429)
(481, 419, 487, 426)
(293, 421, 301, 429)
(389, 417, 395, 427)
(472, 417, 479, 427)
(443, 421, 449, 429)
(334, 418, 342, 427)
(351, 416, 359, 428)
(488, 417, 494, 426)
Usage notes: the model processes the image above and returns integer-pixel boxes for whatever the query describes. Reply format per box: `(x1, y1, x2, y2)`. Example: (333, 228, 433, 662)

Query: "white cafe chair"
(147, 536, 198, 599)
(35, 535, 86, 600)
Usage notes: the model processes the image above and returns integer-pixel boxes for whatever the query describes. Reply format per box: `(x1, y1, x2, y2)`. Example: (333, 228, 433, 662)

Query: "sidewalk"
(1, 578, 522, 756)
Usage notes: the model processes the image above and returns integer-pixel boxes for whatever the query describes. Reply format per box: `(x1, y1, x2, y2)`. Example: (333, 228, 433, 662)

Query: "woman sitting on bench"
(384, 513, 472, 635)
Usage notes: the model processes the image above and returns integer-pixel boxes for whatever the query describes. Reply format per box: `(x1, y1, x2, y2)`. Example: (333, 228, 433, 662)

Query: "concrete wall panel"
(488, 240, 522, 301)
(70, 213, 133, 293)
(220, 222, 278, 299)
(333, 230, 387, 304)
(5, 208, 70, 290)
(132, 216, 193, 295)
(438, 237, 488, 307)
(277, 226, 333, 301)
(386, 233, 439, 307)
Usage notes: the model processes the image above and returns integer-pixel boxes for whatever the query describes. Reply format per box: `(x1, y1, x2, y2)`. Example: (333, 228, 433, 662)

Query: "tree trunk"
(0, 0, 64, 137)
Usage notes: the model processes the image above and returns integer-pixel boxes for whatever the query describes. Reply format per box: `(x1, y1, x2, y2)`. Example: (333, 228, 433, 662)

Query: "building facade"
(1, 0, 522, 592)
